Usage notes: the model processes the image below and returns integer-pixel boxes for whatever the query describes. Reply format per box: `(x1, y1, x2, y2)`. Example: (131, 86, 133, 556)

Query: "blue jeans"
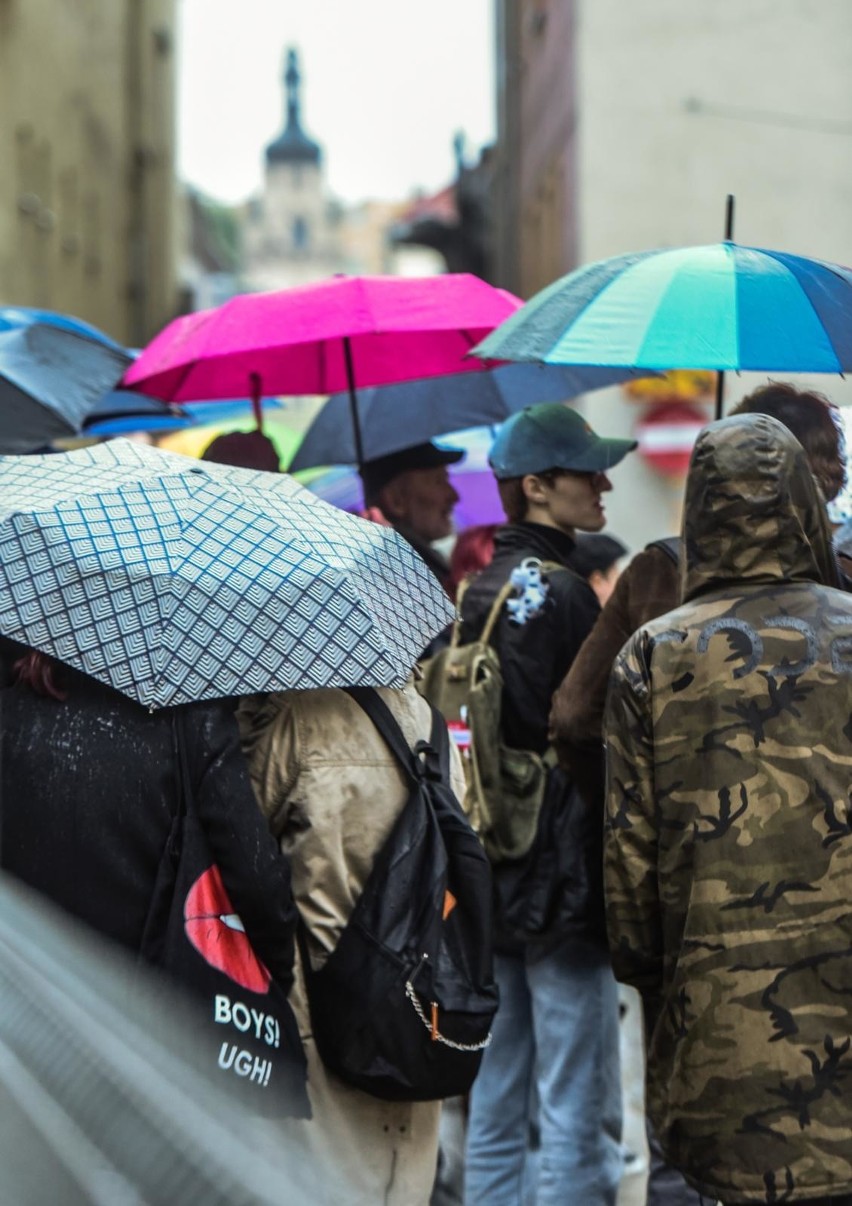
(464, 943, 623, 1205)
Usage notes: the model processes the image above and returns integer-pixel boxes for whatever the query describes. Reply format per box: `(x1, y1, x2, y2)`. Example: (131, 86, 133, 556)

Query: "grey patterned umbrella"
(0, 440, 453, 707)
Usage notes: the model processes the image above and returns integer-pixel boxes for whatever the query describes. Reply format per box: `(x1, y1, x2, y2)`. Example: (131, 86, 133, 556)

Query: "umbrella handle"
(250, 372, 264, 431)
(715, 194, 735, 421)
(342, 336, 366, 467)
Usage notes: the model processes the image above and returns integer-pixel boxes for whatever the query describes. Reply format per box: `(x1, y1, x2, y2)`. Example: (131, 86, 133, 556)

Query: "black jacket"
(460, 523, 606, 953)
(0, 662, 298, 994)
(393, 523, 453, 597)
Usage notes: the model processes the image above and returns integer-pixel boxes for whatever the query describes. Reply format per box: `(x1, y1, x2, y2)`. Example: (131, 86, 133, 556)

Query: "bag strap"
(645, 536, 680, 566)
(170, 709, 194, 823)
(428, 701, 452, 785)
(477, 558, 571, 648)
(444, 572, 510, 652)
(447, 576, 471, 650)
(345, 686, 445, 788)
(479, 579, 518, 646)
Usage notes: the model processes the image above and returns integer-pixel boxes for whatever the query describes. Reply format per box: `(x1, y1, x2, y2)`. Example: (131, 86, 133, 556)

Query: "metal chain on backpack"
(404, 979, 493, 1052)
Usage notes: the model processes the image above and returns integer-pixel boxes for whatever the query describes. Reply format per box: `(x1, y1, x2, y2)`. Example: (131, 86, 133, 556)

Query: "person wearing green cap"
(460, 402, 636, 1205)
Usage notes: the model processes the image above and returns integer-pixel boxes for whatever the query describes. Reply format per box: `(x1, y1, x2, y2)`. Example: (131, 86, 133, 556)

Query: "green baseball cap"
(489, 403, 637, 480)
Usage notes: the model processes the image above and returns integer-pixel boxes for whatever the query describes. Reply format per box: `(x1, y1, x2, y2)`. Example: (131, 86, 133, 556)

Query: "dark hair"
(201, 430, 280, 473)
(571, 533, 629, 580)
(729, 382, 846, 502)
(13, 649, 67, 700)
(496, 468, 578, 524)
(496, 477, 527, 524)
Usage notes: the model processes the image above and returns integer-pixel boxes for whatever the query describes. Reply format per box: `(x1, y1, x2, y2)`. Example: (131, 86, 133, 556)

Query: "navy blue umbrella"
(0, 307, 132, 453)
(82, 390, 193, 436)
(289, 362, 652, 470)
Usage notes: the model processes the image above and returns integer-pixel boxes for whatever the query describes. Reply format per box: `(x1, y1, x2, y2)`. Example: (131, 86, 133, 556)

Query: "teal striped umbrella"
(473, 243, 852, 380)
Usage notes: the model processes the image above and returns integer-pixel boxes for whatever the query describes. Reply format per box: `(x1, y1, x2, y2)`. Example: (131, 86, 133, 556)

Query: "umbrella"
(0, 439, 453, 708)
(288, 363, 651, 471)
(122, 274, 524, 463)
(296, 427, 505, 530)
(472, 243, 852, 418)
(83, 389, 193, 436)
(0, 874, 320, 1204)
(0, 307, 132, 452)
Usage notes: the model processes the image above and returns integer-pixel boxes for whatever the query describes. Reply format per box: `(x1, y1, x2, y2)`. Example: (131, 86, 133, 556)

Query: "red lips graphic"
(184, 865, 271, 994)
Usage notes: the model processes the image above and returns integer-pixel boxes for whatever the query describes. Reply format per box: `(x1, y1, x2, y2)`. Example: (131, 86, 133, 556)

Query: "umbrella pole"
(342, 336, 366, 466)
(249, 372, 264, 431)
(715, 194, 735, 421)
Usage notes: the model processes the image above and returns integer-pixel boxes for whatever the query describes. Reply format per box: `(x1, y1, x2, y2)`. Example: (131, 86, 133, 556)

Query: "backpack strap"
(645, 536, 680, 566)
(446, 573, 514, 652)
(479, 578, 519, 646)
(447, 576, 472, 651)
(345, 686, 446, 787)
(170, 709, 194, 824)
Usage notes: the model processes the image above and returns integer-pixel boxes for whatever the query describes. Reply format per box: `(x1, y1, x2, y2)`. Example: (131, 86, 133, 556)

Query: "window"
(292, 216, 309, 249)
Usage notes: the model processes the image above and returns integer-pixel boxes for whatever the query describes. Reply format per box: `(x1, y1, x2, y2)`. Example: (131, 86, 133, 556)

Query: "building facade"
(241, 48, 431, 292)
(492, 0, 852, 547)
(241, 48, 347, 292)
(0, 0, 179, 345)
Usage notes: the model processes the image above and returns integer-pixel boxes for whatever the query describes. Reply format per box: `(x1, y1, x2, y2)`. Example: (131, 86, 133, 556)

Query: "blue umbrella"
(0, 307, 131, 452)
(0, 306, 127, 350)
(0, 439, 453, 707)
(83, 390, 193, 436)
(472, 243, 852, 417)
(288, 362, 651, 470)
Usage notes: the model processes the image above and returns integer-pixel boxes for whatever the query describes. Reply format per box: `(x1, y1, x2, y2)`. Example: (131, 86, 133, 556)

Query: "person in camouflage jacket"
(604, 412, 852, 1206)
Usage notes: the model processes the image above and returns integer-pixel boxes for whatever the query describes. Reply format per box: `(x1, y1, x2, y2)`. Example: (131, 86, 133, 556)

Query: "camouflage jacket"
(604, 414, 852, 1204)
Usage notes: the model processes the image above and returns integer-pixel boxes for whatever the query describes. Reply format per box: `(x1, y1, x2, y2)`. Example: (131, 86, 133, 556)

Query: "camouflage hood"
(682, 413, 838, 602)
(604, 412, 852, 1202)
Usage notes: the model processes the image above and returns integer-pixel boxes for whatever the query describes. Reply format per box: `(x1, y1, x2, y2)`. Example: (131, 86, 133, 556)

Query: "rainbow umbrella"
(473, 242, 852, 418)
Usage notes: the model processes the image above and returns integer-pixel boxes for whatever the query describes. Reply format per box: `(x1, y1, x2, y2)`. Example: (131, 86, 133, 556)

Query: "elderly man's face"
(380, 466, 460, 543)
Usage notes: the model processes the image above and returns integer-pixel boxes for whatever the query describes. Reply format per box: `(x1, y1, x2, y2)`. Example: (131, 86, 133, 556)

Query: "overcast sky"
(177, 0, 496, 206)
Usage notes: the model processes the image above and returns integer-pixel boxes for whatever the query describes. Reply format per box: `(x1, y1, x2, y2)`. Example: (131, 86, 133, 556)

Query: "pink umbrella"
(123, 274, 521, 463)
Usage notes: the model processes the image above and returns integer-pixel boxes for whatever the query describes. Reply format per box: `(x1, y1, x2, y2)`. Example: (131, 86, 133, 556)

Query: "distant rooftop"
(266, 47, 321, 166)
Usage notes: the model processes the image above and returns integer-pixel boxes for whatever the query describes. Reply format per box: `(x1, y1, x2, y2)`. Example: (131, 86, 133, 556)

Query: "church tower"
(242, 48, 343, 290)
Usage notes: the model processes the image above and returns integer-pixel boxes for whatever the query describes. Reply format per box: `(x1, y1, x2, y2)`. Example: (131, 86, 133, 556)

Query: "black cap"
(360, 441, 464, 503)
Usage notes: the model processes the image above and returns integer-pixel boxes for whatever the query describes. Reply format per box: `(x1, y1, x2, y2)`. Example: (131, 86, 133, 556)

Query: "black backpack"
(297, 687, 499, 1102)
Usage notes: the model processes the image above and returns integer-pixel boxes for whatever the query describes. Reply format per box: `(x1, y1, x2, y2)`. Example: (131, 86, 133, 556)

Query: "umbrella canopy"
(0, 307, 132, 453)
(0, 440, 453, 708)
(473, 242, 852, 373)
(83, 390, 192, 436)
(123, 274, 521, 405)
(288, 363, 650, 471)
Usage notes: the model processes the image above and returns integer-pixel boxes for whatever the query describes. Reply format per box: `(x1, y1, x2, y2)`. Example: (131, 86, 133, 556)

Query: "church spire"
(285, 48, 302, 132)
(266, 47, 321, 166)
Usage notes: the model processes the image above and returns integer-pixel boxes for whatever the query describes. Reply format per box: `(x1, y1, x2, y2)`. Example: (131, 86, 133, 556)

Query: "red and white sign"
(635, 402, 708, 478)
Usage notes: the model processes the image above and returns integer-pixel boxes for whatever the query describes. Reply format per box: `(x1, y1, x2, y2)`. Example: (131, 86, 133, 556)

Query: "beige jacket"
(239, 684, 465, 1206)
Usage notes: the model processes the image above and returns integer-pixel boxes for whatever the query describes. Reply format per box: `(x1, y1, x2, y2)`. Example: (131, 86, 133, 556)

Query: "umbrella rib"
(169, 359, 200, 403)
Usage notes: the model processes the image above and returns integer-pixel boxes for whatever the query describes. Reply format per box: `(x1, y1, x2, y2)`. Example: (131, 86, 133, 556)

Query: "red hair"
(449, 524, 499, 598)
(13, 650, 67, 700)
